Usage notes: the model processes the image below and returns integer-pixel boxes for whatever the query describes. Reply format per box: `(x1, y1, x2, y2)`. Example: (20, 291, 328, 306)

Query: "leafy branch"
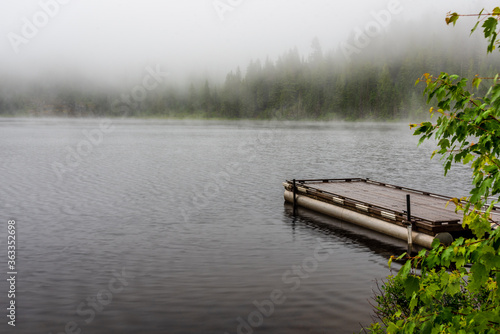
(364, 7, 500, 334)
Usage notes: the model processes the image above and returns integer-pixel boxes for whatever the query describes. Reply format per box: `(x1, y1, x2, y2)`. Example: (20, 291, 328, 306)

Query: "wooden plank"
(284, 178, 500, 236)
(310, 181, 462, 224)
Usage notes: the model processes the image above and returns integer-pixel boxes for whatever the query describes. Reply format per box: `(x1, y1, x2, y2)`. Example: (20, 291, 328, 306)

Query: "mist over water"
(1, 1, 498, 121)
(0, 1, 492, 333)
(0, 119, 472, 333)
(0, 0, 492, 85)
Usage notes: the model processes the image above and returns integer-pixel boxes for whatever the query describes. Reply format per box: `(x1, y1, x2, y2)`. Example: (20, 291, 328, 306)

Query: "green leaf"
(431, 238, 441, 249)
(442, 247, 454, 266)
(409, 292, 418, 311)
(482, 17, 498, 53)
(463, 153, 475, 165)
(446, 277, 461, 295)
(489, 84, 500, 104)
(455, 255, 466, 268)
(420, 320, 433, 334)
(470, 262, 488, 291)
(404, 275, 420, 298)
(446, 12, 459, 26)
(472, 76, 482, 89)
(387, 322, 399, 334)
(471, 21, 480, 35)
(440, 272, 450, 285)
(405, 321, 416, 334)
(398, 260, 412, 279)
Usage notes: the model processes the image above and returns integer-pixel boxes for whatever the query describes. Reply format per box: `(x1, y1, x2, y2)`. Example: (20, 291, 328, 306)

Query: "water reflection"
(283, 203, 409, 258)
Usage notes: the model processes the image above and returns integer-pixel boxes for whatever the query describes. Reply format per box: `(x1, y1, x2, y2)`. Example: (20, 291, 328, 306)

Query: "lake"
(0, 118, 472, 333)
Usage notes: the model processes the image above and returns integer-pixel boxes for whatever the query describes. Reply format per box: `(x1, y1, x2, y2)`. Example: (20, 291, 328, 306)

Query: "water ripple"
(0, 119, 472, 333)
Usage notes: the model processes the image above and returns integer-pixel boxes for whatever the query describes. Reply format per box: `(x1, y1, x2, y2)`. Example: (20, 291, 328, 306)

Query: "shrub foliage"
(364, 8, 500, 334)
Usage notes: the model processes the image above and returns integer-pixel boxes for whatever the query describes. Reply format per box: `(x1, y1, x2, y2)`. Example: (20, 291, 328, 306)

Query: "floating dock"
(283, 178, 500, 249)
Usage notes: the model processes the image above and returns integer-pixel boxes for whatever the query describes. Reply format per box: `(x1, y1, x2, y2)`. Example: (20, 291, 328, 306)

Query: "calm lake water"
(0, 118, 471, 334)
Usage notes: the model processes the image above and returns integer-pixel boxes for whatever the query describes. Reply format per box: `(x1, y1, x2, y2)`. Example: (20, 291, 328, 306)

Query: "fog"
(0, 0, 495, 87)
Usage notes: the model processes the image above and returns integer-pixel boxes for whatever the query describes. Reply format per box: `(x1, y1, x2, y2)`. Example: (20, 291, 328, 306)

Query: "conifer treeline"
(1, 23, 498, 119)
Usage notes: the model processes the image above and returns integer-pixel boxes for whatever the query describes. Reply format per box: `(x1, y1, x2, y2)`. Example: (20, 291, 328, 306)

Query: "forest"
(1, 20, 499, 120)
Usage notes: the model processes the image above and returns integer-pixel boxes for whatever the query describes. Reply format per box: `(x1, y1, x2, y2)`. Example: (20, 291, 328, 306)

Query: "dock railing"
(284, 178, 499, 233)
(284, 178, 433, 231)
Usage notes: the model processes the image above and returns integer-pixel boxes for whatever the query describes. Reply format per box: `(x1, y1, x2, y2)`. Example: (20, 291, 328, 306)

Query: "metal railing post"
(293, 179, 297, 216)
(406, 194, 413, 254)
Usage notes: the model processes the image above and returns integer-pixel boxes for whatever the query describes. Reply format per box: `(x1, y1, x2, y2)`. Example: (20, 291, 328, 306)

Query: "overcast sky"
(0, 0, 495, 85)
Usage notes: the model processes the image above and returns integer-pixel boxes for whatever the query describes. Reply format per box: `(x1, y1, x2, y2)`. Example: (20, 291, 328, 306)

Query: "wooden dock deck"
(283, 178, 500, 238)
